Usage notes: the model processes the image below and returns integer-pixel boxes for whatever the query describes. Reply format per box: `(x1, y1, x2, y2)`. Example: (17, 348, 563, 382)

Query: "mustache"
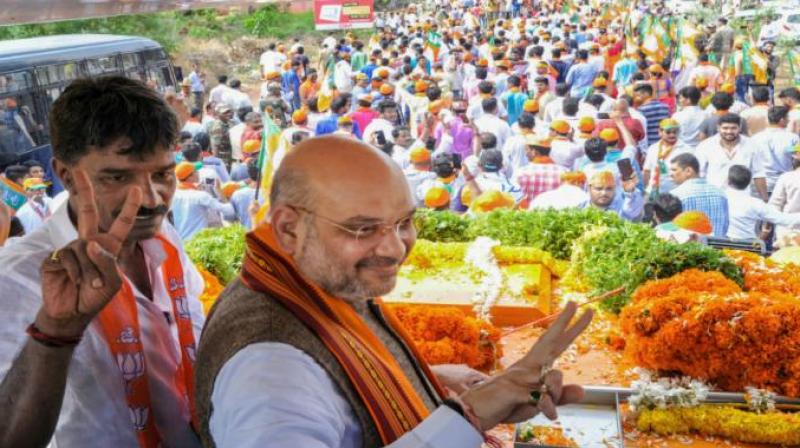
(356, 256, 401, 269)
(112, 204, 169, 219)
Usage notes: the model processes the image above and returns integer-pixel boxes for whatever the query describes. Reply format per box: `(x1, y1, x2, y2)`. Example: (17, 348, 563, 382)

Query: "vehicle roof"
(0, 34, 163, 73)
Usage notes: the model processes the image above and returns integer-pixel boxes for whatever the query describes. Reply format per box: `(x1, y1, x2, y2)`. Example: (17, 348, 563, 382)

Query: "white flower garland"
(745, 387, 777, 414)
(464, 236, 503, 322)
(628, 368, 709, 413)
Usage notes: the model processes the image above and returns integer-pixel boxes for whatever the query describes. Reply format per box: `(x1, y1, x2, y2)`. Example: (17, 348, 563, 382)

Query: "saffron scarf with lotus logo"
(240, 223, 444, 444)
(97, 235, 198, 447)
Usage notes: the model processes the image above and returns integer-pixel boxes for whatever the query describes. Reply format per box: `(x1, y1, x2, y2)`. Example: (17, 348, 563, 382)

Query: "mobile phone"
(204, 177, 215, 186)
(376, 130, 387, 146)
(617, 158, 634, 182)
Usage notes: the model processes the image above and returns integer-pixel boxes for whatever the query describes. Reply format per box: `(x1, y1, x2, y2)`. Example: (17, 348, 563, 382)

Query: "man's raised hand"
(36, 169, 143, 339)
(460, 302, 593, 430)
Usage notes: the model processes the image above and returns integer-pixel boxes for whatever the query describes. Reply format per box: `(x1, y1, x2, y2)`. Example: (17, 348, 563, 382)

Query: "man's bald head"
(268, 135, 417, 302)
(270, 135, 408, 213)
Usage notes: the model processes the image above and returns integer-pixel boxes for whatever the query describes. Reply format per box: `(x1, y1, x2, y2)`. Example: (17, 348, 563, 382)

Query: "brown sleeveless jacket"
(194, 279, 441, 447)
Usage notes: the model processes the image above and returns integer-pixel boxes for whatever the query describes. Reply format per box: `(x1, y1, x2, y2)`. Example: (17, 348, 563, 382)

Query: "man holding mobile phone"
(581, 170, 644, 221)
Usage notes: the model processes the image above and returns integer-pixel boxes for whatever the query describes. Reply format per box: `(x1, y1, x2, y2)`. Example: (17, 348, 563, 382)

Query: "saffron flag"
(254, 113, 283, 224)
(426, 31, 443, 62)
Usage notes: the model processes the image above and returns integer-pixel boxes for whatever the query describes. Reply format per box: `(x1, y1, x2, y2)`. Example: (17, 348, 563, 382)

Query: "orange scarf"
(240, 224, 444, 444)
(97, 236, 197, 447)
(178, 181, 197, 190)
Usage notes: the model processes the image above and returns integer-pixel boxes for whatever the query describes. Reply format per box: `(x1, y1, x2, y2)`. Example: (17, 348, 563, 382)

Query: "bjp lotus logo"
(129, 406, 149, 431)
(168, 277, 185, 292)
(175, 296, 191, 320)
(117, 352, 145, 394)
(117, 327, 139, 344)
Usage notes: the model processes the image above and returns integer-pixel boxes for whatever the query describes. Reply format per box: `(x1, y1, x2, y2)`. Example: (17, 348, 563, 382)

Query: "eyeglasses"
(291, 206, 417, 246)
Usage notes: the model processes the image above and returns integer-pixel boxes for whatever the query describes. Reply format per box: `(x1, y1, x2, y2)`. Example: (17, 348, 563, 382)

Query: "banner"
(314, 0, 375, 31)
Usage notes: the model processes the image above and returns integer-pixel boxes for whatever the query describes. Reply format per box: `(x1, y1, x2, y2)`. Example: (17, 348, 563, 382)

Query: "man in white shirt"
(530, 171, 589, 210)
(195, 136, 593, 448)
(363, 100, 400, 147)
(750, 106, 800, 194)
(259, 43, 285, 77)
(208, 75, 231, 107)
(473, 97, 512, 151)
(770, 146, 800, 242)
(725, 165, 800, 240)
(221, 79, 253, 113)
(334, 52, 355, 94)
(672, 86, 707, 148)
(643, 119, 694, 196)
(171, 162, 234, 241)
(0, 76, 205, 447)
(695, 114, 769, 201)
(14, 177, 53, 234)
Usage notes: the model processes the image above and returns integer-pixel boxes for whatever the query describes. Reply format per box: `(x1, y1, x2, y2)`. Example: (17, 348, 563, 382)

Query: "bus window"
(122, 53, 145, 81)
(146, 65, 175, 92)
(35, 62, 79, 87)
(86, 55, 121, 76)
(0, 71, 32, 94)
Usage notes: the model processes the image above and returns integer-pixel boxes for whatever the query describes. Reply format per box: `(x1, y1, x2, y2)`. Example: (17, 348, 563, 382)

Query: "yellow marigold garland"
(404, 240, 567, 276)
(388, 304, 503, 372)
(196, 264, 224, 315)
(636, 405, 800, 445)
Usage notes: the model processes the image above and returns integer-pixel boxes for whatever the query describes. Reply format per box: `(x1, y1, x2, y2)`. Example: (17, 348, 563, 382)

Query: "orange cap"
(550, 120, 571, 135)
(673, 210, 713, 235)
(695, 76, 708, 89)
(243, 139, 261, 154)
(525, 134, 552, 148)
(471, 190, 515, 213)
(415, 80, 428, 93)
(410, 147, 431, 163)
(424, 186, 450, 208)
(221, 182, 241, 200)
(292, 108, 308, 124)
(463, 53, 474, 63)
(578, 116, 596, 133)
(22, 177, 48, 191)
(592, 77, 608, 88)
(380, 83, 395, 95)
(265, 71, 281, 81)
(720, 82, 735, 94)
(589, 170, 616, 187)
(477, 58, 490, 68)
(523, 99, 539, 113)
(648, 64, 666, 74)
(560, 171, 587, 186)
(599, 127, 620, 143)
(175, 161, 199, 181)
(428, 100, 445, 114)
(377, 68, 390, 79)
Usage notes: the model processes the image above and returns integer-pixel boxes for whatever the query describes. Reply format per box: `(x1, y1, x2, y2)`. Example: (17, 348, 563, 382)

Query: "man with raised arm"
(0, 76, 205, 448)
(195, 135, 593, 448)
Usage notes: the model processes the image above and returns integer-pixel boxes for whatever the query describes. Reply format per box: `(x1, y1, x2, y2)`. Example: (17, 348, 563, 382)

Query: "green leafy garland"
(185, 225, 247, 285)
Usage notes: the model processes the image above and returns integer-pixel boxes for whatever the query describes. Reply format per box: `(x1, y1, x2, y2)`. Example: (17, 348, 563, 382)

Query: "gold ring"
(50, 250, 60, 262)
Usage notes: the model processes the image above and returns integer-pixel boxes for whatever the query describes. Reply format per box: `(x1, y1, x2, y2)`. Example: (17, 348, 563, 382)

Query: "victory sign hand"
(36, 169, 143, 339)
(461, 302, 593, 430)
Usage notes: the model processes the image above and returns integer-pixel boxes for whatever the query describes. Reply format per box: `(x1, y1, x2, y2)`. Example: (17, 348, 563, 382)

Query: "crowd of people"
(4, 1, 800, 248)
(2, 1, 800, 448)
